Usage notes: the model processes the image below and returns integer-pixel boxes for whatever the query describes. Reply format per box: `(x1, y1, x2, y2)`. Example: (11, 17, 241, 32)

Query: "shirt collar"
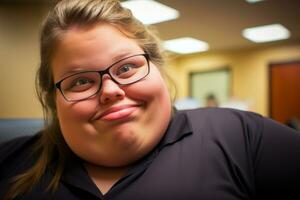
(157, 110, 193, 150)
(60, 154, 103, 198)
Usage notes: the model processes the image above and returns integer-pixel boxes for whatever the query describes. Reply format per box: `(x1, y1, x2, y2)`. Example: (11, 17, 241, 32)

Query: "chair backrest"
(0, 119, 43, 144)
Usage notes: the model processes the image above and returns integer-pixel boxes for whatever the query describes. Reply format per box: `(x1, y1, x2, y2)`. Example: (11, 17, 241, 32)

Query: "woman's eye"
(74, 78, 91, 86)
(67, 78, 95, 91)
(116, 64, 136, 76)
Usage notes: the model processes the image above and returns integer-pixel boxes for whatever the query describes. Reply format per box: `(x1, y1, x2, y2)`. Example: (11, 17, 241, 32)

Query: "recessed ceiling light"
(245, 0, 265, 3)
(121, 0, 179, 25)
(163, 37, 209, 54)
(242, 24, 290, 43)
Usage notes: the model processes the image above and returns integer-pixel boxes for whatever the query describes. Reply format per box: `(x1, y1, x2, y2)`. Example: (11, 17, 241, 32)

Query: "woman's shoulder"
(175, 107, 266, 139)
(179, 107, 263, 124)
(0, 133, 40, 165)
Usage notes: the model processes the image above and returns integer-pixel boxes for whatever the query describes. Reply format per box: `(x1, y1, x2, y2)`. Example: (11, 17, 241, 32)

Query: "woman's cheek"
(56, 96, 98, 122)
(127, 68, 168, 101)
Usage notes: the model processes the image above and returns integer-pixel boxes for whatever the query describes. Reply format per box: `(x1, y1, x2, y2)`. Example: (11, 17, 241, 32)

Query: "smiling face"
(51, 23, 171, 167)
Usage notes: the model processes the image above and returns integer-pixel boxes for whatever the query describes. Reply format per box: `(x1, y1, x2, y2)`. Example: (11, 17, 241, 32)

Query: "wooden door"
(270, 62, 300, 124)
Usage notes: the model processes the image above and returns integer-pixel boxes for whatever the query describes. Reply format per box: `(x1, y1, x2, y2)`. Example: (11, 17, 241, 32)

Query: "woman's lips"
(96, 104, 140, 121)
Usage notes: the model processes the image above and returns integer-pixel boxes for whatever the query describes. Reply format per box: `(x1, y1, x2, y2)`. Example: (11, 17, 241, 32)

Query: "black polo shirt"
(1, 108, 300, 200)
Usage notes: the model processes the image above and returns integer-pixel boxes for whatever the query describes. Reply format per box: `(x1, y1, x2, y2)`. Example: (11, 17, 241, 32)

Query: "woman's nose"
(99, 74, 125, 104)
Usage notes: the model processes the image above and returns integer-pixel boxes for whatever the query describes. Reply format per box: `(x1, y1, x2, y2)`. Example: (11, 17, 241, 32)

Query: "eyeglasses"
(55, 53, 150, 102)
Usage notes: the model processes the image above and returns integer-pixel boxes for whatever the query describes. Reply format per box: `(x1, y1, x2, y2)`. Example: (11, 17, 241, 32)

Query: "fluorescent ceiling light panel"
(163, 37, 209, 54)
(245, 0, 264, 3)
(242, 24, 290, 43)
(121, 0, 179, 25)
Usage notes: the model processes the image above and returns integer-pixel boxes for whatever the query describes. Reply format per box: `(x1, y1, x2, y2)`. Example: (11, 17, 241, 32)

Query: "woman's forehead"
(55, 23, 141, 56)
(51, 24, 144, 80)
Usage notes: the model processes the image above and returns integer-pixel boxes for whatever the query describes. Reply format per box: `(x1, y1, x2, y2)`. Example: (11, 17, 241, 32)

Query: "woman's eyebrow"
(56, 67, 91, 81)
(110, 51, 137, 62)
(56, 51, 143, 80)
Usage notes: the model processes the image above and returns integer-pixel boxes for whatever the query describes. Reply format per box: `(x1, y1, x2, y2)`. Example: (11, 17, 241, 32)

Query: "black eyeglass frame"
(55, 53, 150, 102)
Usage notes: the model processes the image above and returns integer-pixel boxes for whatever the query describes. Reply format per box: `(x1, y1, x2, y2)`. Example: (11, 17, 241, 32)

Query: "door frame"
(268, 60, 300, 118)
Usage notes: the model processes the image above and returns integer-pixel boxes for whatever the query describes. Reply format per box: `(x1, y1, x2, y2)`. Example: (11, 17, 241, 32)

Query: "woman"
(1, 0, 300, 199)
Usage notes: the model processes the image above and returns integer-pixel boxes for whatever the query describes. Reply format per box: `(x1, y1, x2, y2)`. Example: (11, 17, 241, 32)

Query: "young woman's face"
(52, 23, 171, 167)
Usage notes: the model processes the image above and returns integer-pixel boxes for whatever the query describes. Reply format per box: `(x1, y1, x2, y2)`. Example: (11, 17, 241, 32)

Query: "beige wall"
(0, 5, 48, 118)
(167, 43, 300, 116)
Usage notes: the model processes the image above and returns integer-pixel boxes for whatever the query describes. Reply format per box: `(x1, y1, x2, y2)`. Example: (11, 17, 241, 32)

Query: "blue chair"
(0, 119, 43, 144)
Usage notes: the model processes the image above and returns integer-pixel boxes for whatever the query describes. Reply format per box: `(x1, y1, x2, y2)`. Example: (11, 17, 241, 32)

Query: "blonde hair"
(5, 0, 173, 199)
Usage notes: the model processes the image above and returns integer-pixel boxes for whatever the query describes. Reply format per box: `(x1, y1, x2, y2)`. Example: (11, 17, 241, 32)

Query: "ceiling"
(2, 0, 300, 52)
(154, 0, 300, 52)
